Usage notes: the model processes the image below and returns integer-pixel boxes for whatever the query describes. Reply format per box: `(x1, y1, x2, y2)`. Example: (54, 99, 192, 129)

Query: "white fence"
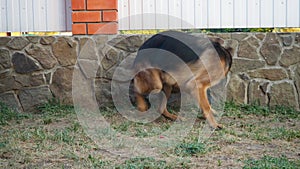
(0, 0, 72, 32)
(118, 0, 300, 30)
(1, 0, 299, 33)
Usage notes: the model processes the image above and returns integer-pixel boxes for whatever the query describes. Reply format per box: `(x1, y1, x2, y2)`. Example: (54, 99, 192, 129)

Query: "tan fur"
(133, 41, 232, 129)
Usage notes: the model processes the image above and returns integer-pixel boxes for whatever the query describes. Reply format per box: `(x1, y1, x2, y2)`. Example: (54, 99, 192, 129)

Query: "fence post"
(71, 0, 118, 35)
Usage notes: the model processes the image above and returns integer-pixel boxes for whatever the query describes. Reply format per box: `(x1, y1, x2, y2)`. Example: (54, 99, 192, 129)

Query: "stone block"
(94, 79, 113, 107)
(27, 37, 40, 44)
(291, 64, 300, 106)
(248, 68, 288, 81)
(0, 72, 16, 93)
(227, 74, 247, 104)
(0, 69, 11, 79)
(230, 58, 265, 73)
(7, 37, 29, 50)
(238, 37, 260, 59)
(77, 59, 100, 79)
(19, 86, 52, 112)
(12, 52, 40, 74)
(295, 33, 300, 45)
(269, 82, 298, 109)
(108, 35, 146, 52)
(255, 34, 266, 41)
(248, 80, 269, 106)
(0, 37, 10, 46)
(279, 46, 300, 67)
(232, 33, 249, 41)
(52, 37, 77, 66)
(78, 37, 98, 60)
(93, 35, 108, 50)
(50, 67, 74, 104)
(0, 92, 22, 111)
(280, 35, 293, 47)
(103, 52, 134, 80)
(14, 74, 45, 87)
(40, 37, 55, 45)
(26, 44, 58, 69)
(0, 49, 11, 70)
(101, 46, 119, 70)
(260, 34, 281, 65)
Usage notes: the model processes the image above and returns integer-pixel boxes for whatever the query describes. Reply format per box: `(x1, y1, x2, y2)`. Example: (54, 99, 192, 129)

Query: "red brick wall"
(72, 0, 118, 35)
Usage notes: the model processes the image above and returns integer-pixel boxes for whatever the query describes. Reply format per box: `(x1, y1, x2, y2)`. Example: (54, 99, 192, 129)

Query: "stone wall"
(0, 33, 299, 112)
(227, 33, 300, 109)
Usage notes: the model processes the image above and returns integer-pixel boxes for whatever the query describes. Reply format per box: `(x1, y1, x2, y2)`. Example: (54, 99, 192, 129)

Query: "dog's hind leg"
(135, 93, 148, 112)
(159, 85, 179, 120)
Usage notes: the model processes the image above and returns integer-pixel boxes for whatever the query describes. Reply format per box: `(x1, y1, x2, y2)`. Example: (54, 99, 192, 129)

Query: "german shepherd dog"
(133, 31, 233, 129)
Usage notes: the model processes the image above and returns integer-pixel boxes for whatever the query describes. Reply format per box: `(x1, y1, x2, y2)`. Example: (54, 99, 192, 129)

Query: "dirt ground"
(0, 102, 299, 168)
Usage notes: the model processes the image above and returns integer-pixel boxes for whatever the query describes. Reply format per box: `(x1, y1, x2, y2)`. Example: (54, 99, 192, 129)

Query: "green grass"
(230, 125, 300, 142)
(268, 127, 300, 141)
(222, 102, 300, 142)
(244, 155, 300, 169)
(115, 157, 170, 169)
(224, 101, 300, 119)
(36, 99, 75, 125)
(87, 154, 111, 168)
(37, 98, 74, 116)
(0, 102, 30, 125)
(175, 142, 207, 156)
(1, 101, 300, 168)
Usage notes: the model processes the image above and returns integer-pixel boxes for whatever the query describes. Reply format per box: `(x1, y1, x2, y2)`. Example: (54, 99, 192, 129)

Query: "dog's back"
(137, 31, 201, 63)
(134, 31, 232, 75)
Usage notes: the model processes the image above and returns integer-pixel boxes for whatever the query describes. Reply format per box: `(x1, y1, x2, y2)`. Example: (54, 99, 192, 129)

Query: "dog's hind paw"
(210, 123, 223, 130)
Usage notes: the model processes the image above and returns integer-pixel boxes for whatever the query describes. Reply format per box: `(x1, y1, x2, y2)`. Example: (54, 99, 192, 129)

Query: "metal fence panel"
(247, 0, 260, 28)
(261, 0, 274, 27)
(195, 0, 208, 28)
(2, 0, 299, 32)
(182, 0, 195, 29)
(0, 0, 71, 32)
(274, 0, 287, 27)
(221, 0, 234, 28)
(119, 0, 300, 30)
(155, 0, 169, 29)
(208, 0, 221, 28)
(143, 0, 156, 29)
(287, 0, 300, 27)
(168, 0, 182, 29)
(234, 0, 247, 28)
(129, 0, 143, 30)
(119, 0, 130, 30)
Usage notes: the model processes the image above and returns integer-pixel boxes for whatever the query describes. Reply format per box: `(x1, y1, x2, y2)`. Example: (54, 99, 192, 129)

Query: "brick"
(72, 11, 101, 22)
(72, 24, 87, 35)
(87, 0, 117, 10)
(87, 23, 118, 35)
(103, 10, 118, 22)
(72, 0, 86, 10)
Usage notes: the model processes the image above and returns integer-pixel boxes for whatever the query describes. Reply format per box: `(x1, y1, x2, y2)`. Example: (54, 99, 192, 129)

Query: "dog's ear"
(226, 47, 235, 56)
(209, 37, 224, 45)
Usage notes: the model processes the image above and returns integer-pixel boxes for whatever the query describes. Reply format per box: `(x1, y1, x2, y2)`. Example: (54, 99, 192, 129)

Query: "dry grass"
(0, 101, 299, 168)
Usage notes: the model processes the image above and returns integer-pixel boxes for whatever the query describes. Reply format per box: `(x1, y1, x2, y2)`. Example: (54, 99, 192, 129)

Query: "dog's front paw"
(207, 115, 223, 130)
(209, 122, 223, 130)
(215, 123, 223, 130)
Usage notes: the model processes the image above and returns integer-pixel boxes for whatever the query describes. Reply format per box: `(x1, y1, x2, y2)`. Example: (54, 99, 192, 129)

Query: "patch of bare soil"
(0, 108, 299, 168)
